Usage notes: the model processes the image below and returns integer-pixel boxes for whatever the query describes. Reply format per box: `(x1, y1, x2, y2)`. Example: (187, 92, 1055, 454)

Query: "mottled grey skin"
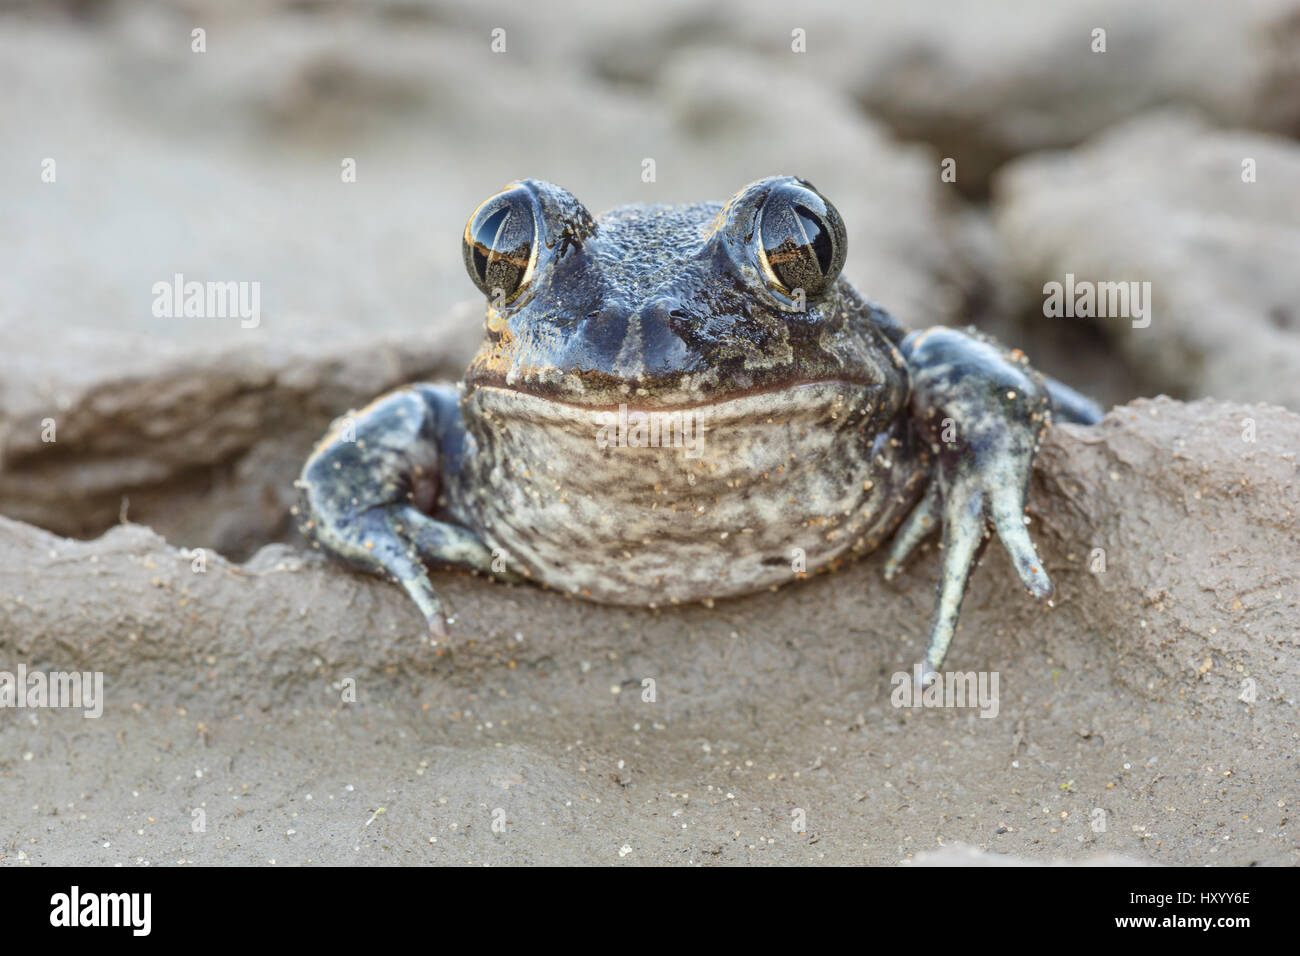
(296, 177, 1102, 682)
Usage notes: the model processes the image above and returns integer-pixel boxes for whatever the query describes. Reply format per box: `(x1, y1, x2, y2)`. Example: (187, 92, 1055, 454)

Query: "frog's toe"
(918, 479, 990, 676)
(347, 507, 454, 640)
(427, 608, 450, 644)
(1044, 378, 1104, 425)
(395, 569, 452, 644)
(373, 506, 516, 642)
(883, 481, 940, 581)
(911, 470, 1053, 676)
(392, 505, 496, 572)
(990, 487, 1053, 600)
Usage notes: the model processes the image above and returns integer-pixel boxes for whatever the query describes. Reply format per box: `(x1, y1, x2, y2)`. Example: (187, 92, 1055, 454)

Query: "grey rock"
(993, 111, 1300, 410)
(794, 0, 1300, 194)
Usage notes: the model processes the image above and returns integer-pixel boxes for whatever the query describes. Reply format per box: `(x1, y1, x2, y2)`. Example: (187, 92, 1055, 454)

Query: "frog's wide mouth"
(462, 360, 891, 413)
(464, 379, 894, 424)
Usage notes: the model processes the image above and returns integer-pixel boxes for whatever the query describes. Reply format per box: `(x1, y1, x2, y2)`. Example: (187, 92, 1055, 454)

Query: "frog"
(296, 176, 1102, 683)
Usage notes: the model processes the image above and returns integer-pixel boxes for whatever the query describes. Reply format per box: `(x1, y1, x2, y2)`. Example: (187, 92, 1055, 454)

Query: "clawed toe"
(991, 488, 1053, 600)
(883, 481, 941, 581)
(892, 457, 1055, 675)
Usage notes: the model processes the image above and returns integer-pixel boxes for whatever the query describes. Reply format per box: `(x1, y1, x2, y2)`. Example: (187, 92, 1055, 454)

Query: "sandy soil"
(2, 398, 1296, 865)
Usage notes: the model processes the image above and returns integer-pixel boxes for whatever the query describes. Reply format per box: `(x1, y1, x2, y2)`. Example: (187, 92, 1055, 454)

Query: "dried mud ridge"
(1, 397, 1297, 865)
(3, 397, 1296, 710)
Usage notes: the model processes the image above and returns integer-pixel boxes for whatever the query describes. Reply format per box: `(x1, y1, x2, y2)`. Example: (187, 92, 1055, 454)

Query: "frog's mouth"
(461, 353, 894, 412)
(465, 379, 895, 429)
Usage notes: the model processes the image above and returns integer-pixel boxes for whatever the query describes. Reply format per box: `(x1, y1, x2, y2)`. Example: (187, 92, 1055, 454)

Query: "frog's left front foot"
(295, 385, 504, 645)
(885, 327, 1101, 685)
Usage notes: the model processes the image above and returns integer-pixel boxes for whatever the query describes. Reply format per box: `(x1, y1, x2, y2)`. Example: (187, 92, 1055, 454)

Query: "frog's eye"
(756, 182, 846, 299)
(462, 185, 539, 304)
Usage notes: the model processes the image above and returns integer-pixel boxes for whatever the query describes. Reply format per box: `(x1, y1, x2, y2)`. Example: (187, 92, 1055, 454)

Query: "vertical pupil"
(473, 206, 511, 280)
(463, 187, 538, 303)
(794, 204, 832, 275)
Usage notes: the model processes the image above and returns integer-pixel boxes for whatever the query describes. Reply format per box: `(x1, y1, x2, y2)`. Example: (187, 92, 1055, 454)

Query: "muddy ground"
(2, 399, 1296, 865)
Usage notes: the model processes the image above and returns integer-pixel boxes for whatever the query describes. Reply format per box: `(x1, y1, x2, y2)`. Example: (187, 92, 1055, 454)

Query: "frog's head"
(460, 176, 896, 408)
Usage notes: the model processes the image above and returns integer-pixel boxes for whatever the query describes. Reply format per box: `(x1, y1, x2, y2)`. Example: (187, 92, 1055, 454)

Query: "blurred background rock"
(2, 0, 1298, 557)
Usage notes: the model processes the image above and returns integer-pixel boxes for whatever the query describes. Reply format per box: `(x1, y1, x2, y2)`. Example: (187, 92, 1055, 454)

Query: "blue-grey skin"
(296, 177, 1102, 684)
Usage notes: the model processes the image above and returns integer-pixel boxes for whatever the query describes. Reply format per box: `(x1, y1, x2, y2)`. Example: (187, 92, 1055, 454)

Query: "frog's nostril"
(642, 296, 688, 324)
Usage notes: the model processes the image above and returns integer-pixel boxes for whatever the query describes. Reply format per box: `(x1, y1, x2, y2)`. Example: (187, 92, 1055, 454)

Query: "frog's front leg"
(295, 384, 496, 643)
(884, 327, 1102, 683)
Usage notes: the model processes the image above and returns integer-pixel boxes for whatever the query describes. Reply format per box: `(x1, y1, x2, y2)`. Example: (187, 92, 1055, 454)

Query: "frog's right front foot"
(295, 384, 496, 643)
(885, 327, 1101, 686)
